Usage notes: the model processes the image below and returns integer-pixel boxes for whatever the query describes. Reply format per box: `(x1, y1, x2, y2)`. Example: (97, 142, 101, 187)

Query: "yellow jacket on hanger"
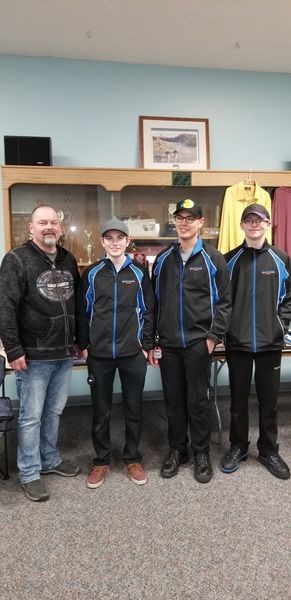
(218, 181, 272, 253)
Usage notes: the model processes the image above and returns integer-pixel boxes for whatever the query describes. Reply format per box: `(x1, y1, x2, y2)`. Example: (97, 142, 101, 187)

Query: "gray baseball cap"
(100, 218, 129, 236)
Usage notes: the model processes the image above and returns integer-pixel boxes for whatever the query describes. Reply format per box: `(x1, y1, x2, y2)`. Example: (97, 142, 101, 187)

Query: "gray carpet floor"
(0, 394, 290, 600)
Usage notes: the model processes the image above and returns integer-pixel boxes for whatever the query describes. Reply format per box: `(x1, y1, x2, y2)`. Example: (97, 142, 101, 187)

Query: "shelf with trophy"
(4, 164, 290, 269)
(116, 187, 223, 274)
(3, 176, 225, 272)
(119, 187, 223, 274)
(6, 183, 112, 269)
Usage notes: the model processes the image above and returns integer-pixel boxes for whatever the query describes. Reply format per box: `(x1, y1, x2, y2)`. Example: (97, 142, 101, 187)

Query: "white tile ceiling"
(0, 0, 291, 73)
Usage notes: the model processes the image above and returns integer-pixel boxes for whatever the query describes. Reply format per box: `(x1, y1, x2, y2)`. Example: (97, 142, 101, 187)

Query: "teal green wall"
(1, 55, 291, 174)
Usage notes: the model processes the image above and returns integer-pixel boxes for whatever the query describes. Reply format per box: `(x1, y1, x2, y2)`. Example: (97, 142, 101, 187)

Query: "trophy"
(163, 203, 177, 236)
(84, 230, 94, 264)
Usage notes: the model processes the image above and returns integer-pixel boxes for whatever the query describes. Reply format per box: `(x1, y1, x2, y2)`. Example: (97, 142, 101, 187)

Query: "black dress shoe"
(160, 448, 189, 479)
(259, 453, 290, 480)
(194, 451, 213, 484)
(220, 445, 248, 474)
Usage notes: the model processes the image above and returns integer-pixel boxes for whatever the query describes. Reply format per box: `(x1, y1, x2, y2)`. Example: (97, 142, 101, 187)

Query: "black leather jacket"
(0, 240, 79, 362)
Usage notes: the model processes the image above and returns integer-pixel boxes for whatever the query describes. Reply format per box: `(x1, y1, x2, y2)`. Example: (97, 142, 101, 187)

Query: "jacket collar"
(103, 253, 132, 270)
(242, 239, 270, 253)
(232, 181, 267, 203)
(26, 240, 65, 263)
(174, 236, 203, 256)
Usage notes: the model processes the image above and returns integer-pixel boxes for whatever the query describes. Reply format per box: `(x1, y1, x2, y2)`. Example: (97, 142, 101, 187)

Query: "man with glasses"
(221, 203, 291, 479)
(149, 199, 231, 483)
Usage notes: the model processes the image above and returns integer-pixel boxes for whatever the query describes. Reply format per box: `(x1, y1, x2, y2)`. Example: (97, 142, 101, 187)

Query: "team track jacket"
(76, 255, 155, 358)
(152, 238, 232, 348)
(225, 240, 291, 352)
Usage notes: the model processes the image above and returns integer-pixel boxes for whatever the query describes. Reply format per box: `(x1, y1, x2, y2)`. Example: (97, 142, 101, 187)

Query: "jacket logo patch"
(261, 270, 275, 275)
(189, 267, 203, 272)
(122, 280, 135, 284)
(37, 270, 74, 302)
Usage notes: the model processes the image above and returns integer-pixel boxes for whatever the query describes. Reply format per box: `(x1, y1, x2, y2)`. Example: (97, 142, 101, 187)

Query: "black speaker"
(4, 136, 52, 166)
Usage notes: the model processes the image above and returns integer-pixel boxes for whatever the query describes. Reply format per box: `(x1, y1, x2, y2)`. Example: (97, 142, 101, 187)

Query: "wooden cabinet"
(2, 165, 291, 267)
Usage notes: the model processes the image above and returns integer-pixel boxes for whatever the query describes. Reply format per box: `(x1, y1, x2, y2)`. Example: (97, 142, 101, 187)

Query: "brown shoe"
(86, 465, 110, 489)
(126, 463, 147, 486)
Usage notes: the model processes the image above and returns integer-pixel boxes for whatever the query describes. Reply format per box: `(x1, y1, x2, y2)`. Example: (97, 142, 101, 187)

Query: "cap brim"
(242, 211, 269, 220)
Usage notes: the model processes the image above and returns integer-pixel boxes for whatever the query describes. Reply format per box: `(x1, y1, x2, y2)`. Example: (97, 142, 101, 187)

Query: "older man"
(0, 205, 83, 501)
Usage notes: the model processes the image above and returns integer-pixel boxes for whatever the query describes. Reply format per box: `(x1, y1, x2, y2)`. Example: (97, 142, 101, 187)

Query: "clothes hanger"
(243, 170, 255, 189)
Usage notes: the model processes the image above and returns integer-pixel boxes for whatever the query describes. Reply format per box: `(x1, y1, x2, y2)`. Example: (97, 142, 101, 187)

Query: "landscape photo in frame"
(139, 116, 210, 170)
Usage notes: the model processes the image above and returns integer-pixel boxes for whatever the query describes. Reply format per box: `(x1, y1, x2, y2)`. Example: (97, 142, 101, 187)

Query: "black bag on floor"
(0, 355, 14, 435)
(0, 396, 14, 424)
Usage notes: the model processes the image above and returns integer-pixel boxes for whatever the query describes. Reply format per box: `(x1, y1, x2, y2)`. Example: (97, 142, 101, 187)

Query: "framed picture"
(139, 116, 210, 170)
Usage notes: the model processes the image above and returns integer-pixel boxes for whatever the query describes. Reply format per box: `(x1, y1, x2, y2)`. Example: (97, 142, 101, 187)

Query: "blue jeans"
(16, 359, 73, 483)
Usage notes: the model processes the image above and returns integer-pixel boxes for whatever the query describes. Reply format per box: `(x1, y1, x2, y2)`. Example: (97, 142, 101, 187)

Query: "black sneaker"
(160, 448, 189, 479)
(41, 460, 80, 477)
(194, 452, 213, 484)
(259, 453, 290, 480)
(21, 479, 49, 502)
(220, 445, 248, 474)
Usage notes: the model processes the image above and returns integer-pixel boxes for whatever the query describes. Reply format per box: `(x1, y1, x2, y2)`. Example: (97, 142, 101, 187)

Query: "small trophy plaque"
(163, 203, 177, 236)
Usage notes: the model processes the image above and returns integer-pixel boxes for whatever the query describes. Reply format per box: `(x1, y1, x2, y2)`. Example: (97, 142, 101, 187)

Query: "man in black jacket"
(148, 199, 232, 483)
(0, 205, 82, 501)
(76, 218, 155, 488)
(220, 203, 291, 479)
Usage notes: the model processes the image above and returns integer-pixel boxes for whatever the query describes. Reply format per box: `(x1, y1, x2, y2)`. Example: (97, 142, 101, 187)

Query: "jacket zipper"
(179, 260, 186, 348)
(112, 266, 117, 359)
(252, 251, 257, 352)
(52, 263, 69, 348)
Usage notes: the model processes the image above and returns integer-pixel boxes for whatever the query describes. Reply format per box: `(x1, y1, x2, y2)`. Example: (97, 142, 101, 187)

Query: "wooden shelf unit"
(2, 165, 291, 257)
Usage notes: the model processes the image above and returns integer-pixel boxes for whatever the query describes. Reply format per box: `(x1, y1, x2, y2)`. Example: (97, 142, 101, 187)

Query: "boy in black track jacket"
(148, 199, 232, 484)
(221, 203, 291, 479)
(76, 218, 155, 488)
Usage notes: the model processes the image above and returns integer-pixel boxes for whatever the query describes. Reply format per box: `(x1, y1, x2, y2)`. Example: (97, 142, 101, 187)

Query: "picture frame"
(139, 116, 210, 170)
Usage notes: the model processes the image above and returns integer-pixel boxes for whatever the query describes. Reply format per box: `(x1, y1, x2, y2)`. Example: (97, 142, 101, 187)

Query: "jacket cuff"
(280, 319, 291, 334)
(6, 345, 25, 363)
(141, 343, 154, 352)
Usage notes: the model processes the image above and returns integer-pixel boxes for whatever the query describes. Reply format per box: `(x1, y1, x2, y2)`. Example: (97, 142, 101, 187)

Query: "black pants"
(159, 341, 211, 454)
(87, 352, 147, 465)
(226, 350, 281, 456)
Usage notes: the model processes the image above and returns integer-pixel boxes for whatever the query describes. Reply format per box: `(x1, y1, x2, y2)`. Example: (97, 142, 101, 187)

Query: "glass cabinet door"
(118, 185, 225, 242)
(10, 183, 111, 265)
(116, 185, 225, 273)
(9, 182, 225, 271)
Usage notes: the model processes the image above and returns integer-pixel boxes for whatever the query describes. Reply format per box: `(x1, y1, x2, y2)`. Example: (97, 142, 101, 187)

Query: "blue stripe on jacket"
(268, 248, 289, 307)
(153, 246, 174, 300)
(85, 261, 105, 324)
(130, 263, 146, 343)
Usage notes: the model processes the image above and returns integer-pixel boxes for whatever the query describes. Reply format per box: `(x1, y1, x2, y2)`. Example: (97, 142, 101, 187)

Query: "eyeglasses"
(242, 217, 269, 225)
(174, 215, 197, 224)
